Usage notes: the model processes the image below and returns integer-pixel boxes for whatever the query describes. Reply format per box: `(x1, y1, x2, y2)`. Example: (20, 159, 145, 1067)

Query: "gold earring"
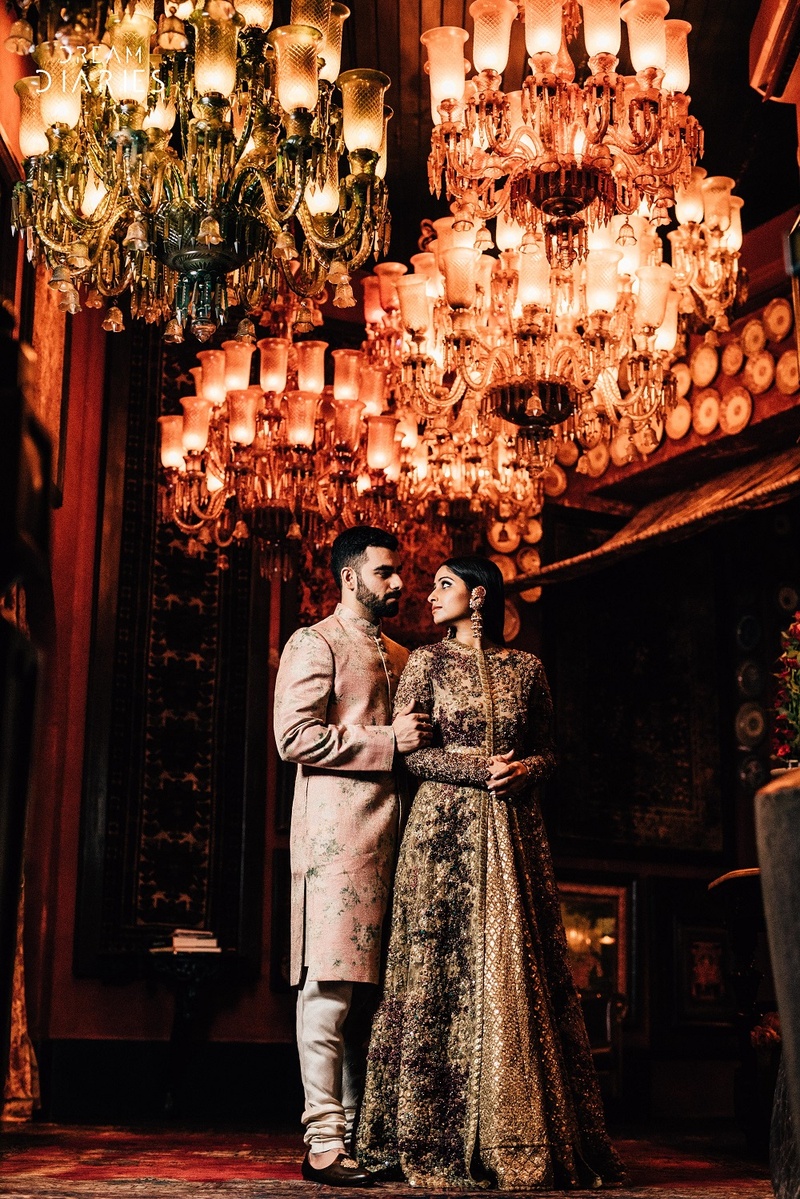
(470, 585, 486, 644)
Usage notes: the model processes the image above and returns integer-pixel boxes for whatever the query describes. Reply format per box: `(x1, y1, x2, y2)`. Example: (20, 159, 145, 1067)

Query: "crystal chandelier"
(668, 168, 745, 332)
(7, 0, 392, 339)
(422, 0, 702, 268)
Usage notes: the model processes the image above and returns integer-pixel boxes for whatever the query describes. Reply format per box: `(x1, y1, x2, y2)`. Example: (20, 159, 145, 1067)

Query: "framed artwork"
(675, 924, 735, 1026)
(559, 883, 628, 998)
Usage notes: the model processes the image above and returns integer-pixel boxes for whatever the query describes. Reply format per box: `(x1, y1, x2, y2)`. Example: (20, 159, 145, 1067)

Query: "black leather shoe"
(301, 1152, 374, 1187)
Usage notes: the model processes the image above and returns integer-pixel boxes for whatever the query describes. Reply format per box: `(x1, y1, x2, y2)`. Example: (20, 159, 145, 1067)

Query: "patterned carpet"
(0, 1125, 772, 1198)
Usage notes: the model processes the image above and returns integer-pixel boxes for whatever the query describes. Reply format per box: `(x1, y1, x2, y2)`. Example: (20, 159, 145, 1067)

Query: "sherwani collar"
(335, 602, 382, 638)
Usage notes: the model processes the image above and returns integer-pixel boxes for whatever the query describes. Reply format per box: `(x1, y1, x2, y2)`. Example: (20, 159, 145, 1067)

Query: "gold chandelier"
(7, 0, 392, 339)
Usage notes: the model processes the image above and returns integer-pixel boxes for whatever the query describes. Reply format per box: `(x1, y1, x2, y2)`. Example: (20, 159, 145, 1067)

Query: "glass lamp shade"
(523, 0, 563, 58)
(236, 0, 274, 28)
(441, 247, 479, 309)
(361, 276, 386, 324)
(653, 287, 679, 352)
(725, 196, 744, 252)
(15, 78, 49, 157)
(33, 43, 83, 128)
(701, 175, 735, 231)
(358, 365, 388, 415)
(674, 166, 706, 224)
(285, 390, 318, 446)
(332, 398, 365, 451)
(663, 19, 691, 92)
(635, 262, 673, 328)
(585, 248, 623, 312)
(196, 349, 227, 404)
(258, 337, 290, 393)
(470, 0, 517, 75)
(495, 209, 525, 251)
(159, 415, 185, 468)
(331, 349, 364, 401)
(580, 0, 621, 58)
(420, 26, 469, 109)
(295, 340, 328, 394)
(411, 251, 443, 298)
(619, 0, 668, 74)
(106, 14, 157, 104)
(222, 339, 255, 390)
(228, 389, 259, 445)
(271, 25, 322, 113)
(290, 0, 331, 34)
(339, 69, 391, 154)
(366, 415, 400, 470)
(80, 168, 108, 217)
(516, 248, 551, 306)
(181, 396, 212, 452)
(143, 96, 177, 131)
(395, 275, 430, 332)
(320, 3, 349, 83)
(376, 104, 392, 179)
(305, 151, 340, 216)
(373, 261, 407, 311)
(192, 10, 239, 96)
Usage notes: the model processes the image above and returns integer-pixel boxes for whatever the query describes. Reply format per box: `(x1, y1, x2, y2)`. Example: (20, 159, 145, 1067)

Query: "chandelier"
(7, 0, 392, 339)
(422, 0, 702, 269)
(668, 168, 744, 332)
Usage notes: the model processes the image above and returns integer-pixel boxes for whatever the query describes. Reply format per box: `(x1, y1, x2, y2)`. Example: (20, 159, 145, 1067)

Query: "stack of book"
(150, 929, 221, 954)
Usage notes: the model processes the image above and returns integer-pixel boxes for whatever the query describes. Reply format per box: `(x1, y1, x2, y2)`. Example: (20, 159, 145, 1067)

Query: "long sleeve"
(274, 626, 396, 773)
(520, 658, 557, 785)
(394, 649, 491, 788)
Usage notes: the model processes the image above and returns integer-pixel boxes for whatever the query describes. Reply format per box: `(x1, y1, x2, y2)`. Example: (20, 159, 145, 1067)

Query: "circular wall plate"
(487, 520, 521, 553)
(718, 385, 752, 435)
(736, 660, 764, 699)
(735, 702, 767, 748)
(665, 399, 692, 440)
(736, 613, 762, 651)
(516, 547, 541, 576)
(489, 553, 518, 583)
(522, 517, 543, 545)
(741, 318, 767, 357)
(585, 443, 610, 477)
(738, 755, 768, 791)
(763, 297, 793, 343)
(555, 439, 579, 467)
(721, 341, 744, 376)
(542, 464, 567, 497)
(690, 342, 719, 387)
(672, 361, 692, 397)
(778, 584, 799, 613)
(743, 349, 775, 395)
(692, 388, 720, 436)
(504, 600, 521, 643)
(776, 349, 799, 395)
(519, 586, 542, 604)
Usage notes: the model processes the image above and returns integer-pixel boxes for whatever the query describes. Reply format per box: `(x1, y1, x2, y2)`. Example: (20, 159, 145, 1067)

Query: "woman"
(357, 557, 624, 1190)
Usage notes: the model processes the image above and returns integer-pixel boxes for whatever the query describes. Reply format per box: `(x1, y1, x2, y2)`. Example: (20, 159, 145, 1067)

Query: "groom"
(274, 526, 431, 1187)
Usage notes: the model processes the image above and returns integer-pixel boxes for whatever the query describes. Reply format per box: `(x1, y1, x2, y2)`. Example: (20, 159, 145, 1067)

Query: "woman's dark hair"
(331, 525, 398, 588)
(443, 556, 506, 647)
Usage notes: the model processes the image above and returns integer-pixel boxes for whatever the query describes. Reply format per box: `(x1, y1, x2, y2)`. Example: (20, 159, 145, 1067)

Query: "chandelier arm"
(189, 487, 229, 523)
(277, 255, 327, 299)
(54, 176, 123, 232)
(459, 341, 510, 394)
(297, 191, 367, 254)
(122, 156, 170, 215)
(93, 260, 136, 296)
(645, 141, 688, 178)
(171, 507, 213, 534)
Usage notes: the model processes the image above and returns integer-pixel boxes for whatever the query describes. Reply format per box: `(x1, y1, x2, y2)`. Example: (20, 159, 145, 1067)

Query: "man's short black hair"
(330, 526, 399, 589)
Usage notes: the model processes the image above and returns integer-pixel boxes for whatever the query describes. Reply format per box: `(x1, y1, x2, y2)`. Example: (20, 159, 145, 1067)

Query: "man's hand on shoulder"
(393, 700, 433, 753)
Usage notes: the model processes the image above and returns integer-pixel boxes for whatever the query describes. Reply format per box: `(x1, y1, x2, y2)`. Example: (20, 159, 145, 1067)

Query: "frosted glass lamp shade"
(295, 340, 328, 394)
(15, 78, 49, 157)
(674, 166, 706, 224)
(305, 152, 340, 216)
(495, 209, 525, 251)
(374, 261, 408, 311)
(271, 24, 322, 113)
(653, 288, 679, 352)
(523, 0, 563, 58)
(358, 365, 388, 415)
(159, 415, 186, 468)
(395, 275, 430, 332)
(34, 43, 83, 128)
(285, 391, 318, 446)
(332, 349, 364, 401)
(580, 0, 621, 58)
(410, 252, 443, 298)
(80, 168, 108, 217)
(339, 69, 391, 153)
(470, 0, 517, 75)
(319, 3, 349, 83)
(236, 0, 273, 28)
(106, 14, 157, 104)
(143, 96, 177, 131)
(332, 398, 365, 451)
(181, 396, 212, 452)
(366, 415, 399, 470)
(701, 175, 735, 231)
(290, 0, 331, 34)
(441, 247, 479, 309)
(421, 26, 469, 109)
(376, 104, 391, 179)
(635, 262, 673, 327)
(663, 19, 691, 92)
(228, 390, 259, 445)
(196, 349, 227, 404)
(361, 276, 386, 324)
(724, 196, 744, 252)
(516, 249, 551, 307)
(258, 337, 290, 393)
(620, 0, 668, 73)
(585, 249, 623, 312)
(222, 339, 255, 390)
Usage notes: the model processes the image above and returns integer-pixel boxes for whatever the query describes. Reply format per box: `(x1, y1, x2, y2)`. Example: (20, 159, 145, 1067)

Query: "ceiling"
(277, 0, 800, 266)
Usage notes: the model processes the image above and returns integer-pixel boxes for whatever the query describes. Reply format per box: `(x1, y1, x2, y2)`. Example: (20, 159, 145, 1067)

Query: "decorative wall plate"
(487, 520, 521, 553)
(736, 659, 764, 699)
(665, 399, 692, 439)
(489, 552, 518, 583)
(516, 547, 541, 575)
(741, 318, 767, 357)
(519, 586, 543, 604)
(743, 349, 775, 394)
(736, 613, 761, 651)
(691, 388, 720, 436)
(763, 297, 793, 342)
(735, 702, 767, 748)
(522, 517, 543, 544)
(542, 464, 567, 497)
(690, 342, 719, 387)
(776, 349, 799, 395)
(721, 341, 744, 376)
(738, 755, 768, 791)
(778, 584, 799, 612)
(585, 443, 610, 477)
(555, 439, 579, 467)
(718, 385, 752, 435)
(672, 361, 692, 397)
(503, 600, 521, 643)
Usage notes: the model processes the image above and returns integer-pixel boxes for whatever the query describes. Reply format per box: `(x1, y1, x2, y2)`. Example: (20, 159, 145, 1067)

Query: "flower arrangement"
(773, 611, 800, 763)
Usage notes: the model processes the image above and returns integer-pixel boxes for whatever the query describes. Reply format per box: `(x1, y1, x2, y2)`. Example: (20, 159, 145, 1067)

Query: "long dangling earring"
(470, 585, 486, 646)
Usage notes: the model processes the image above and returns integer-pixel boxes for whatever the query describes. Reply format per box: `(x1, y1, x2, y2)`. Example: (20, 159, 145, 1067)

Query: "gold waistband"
(447, 746, 486, 756)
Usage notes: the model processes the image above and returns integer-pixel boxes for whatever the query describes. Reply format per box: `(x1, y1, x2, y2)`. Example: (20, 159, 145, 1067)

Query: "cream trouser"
(296, 977, 376, 1154)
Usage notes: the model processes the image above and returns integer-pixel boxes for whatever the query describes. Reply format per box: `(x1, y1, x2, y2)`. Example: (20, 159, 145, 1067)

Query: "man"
(274, 526, 432, 1187)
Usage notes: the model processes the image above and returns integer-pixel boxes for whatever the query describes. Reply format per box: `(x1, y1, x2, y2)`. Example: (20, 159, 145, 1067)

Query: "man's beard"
(355, 577, 401, 620)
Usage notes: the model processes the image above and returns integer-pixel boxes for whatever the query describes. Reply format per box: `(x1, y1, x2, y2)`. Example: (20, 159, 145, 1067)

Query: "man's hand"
(486, 749, 530, 799)
(393, 700, 433, 753)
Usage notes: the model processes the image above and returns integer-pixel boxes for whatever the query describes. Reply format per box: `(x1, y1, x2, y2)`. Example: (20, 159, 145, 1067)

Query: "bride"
(356, 556, 624, 1190)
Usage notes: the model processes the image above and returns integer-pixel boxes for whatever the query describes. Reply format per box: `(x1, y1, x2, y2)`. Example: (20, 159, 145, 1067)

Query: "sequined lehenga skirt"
(357, 779, 625, 1190)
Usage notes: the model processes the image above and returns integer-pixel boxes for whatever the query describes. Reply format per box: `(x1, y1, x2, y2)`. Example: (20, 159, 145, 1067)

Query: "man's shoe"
(301, 1152, 374, 1187)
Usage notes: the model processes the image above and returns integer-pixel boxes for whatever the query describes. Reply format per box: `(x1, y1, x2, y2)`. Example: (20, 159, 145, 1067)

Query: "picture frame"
(675, 923, 735, 1027)
(558, 882, 628, 999)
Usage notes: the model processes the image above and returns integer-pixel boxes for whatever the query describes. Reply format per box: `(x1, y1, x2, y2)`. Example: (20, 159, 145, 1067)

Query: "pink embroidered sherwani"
(274, 604, 409, 986)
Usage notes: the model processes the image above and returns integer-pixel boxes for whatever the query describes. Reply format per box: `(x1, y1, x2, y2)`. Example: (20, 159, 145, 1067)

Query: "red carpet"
(0, 1125, 772, 1197)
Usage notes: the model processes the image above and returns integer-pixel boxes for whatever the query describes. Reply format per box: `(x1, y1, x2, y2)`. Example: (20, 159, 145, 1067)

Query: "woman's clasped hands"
(486, 750, 530, 800)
